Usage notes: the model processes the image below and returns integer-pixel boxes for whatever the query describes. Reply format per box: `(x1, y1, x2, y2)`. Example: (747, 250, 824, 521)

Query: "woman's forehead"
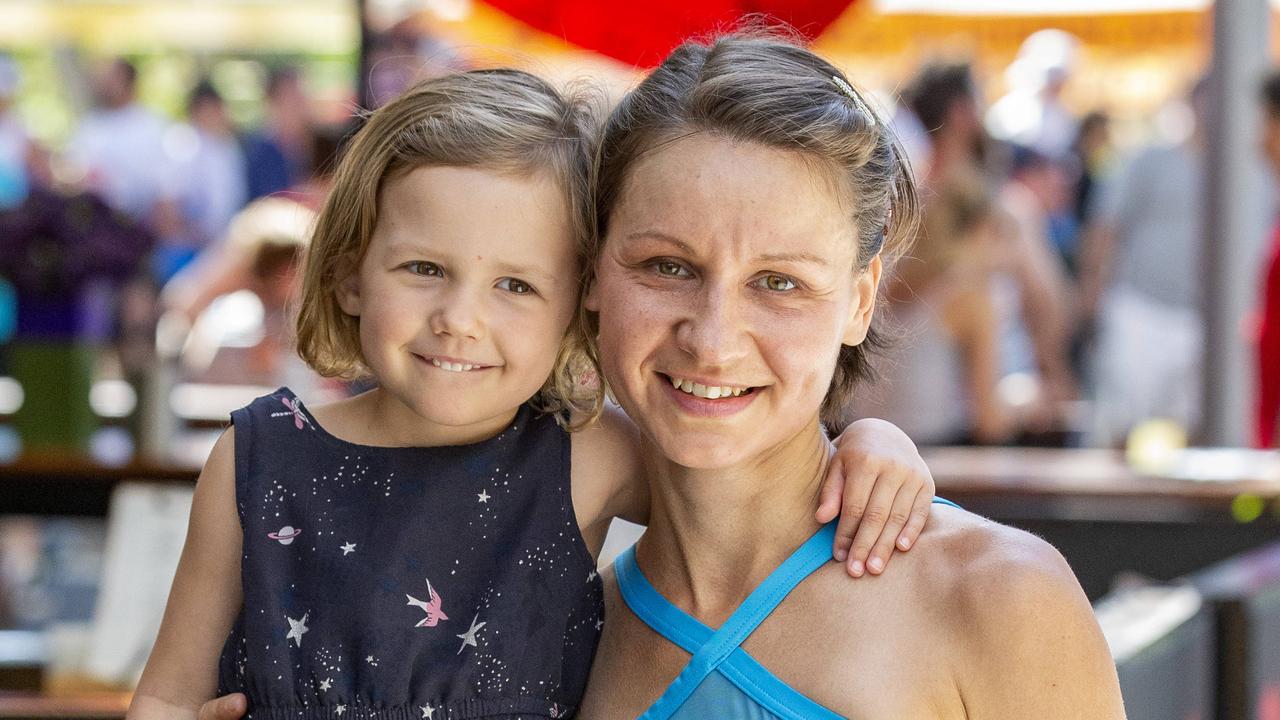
(610, 135, 857, 259)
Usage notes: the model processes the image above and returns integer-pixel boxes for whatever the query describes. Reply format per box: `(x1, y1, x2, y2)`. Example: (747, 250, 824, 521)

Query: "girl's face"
(587, 134, 881, 470)
(337, 165, 579, 443)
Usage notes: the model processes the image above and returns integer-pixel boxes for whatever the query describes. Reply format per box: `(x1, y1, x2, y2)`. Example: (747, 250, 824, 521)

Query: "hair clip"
(831, 75, 877, 127)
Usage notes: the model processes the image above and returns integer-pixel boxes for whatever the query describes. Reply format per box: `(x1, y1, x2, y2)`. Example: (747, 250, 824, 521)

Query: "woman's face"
(587, 134, 881, 470)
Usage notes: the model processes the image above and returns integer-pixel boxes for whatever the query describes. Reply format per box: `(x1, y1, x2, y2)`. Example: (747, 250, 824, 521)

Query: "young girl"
(128, 69, 936, 720)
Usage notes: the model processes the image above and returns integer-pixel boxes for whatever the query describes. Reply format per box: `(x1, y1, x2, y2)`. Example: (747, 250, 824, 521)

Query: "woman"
(576, 33, 1123, 718)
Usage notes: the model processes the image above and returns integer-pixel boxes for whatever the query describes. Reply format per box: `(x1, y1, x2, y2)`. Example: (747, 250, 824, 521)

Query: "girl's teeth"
(668, 377, 746, 399)
(431, 359, 476, 372)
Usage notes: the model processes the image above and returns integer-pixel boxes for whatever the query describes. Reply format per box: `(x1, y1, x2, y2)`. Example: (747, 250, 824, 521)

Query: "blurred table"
(0, 693, 128, 719)
(926, 446, 1280, 600)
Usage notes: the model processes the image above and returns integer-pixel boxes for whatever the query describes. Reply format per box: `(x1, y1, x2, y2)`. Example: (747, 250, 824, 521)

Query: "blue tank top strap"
(616, 497, 963, 720)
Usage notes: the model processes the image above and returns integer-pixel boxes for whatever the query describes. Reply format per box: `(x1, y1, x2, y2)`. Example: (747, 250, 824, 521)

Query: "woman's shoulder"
(910, 505, 1084, 617)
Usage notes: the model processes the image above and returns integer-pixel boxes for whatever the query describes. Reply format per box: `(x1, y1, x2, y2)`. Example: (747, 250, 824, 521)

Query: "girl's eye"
(405, 261, 443, 277)
(755, 274, 797, 292)
(497, 277, 535, 295)
(655, 261, 691, 278)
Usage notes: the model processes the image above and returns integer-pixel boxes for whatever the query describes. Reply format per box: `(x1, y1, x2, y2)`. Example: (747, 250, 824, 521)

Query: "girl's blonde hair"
(295, 68, 599, 419)
(581, 30, 921, 427)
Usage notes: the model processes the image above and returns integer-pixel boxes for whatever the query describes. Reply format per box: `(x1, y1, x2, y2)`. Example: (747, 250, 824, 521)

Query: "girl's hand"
(816, 418, 935, 578)
(197, 694, 247, 720)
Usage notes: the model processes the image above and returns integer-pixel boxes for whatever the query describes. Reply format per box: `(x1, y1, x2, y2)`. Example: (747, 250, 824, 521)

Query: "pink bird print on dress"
(406, 579, 449, 628)
(269, 396, 311, 430)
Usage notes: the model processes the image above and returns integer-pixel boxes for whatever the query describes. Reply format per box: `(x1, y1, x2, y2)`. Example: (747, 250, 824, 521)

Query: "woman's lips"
(658, 373, 759, 417)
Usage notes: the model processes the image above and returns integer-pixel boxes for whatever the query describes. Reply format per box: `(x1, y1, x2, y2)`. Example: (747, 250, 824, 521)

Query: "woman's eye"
(755, 274, 797, 292)
(405, 261, 442, 277)
(655, 261, 690, 278)
(497, 277, 535, 295)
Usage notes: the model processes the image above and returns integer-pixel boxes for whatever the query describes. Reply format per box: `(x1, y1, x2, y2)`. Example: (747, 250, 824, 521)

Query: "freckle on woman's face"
(587, 134, 878, 469)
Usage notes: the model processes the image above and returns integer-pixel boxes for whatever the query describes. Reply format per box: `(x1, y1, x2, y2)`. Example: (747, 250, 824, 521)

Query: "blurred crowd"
(1, 25, 1278, 451)
(849, 29, 1280, 451)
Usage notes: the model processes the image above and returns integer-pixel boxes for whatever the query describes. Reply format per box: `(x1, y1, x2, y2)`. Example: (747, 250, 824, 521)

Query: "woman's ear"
(842, 254, 882, 346)
(334, 261, 362, 317)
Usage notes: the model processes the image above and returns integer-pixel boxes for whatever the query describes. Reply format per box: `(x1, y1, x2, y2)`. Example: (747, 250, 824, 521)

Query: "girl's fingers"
(831, 465, 875, 564)
(865, 486, 920, 576)
(843, 475, 900, 577)
(896, 492, 933, 552)
(816, 454, 846, 525)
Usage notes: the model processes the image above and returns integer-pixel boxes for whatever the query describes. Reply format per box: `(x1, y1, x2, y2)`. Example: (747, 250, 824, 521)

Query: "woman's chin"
(650, 433, 753, 471)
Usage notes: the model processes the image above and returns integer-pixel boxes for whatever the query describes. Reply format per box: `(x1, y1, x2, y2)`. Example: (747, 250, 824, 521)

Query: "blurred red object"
(481, 0, 858, 66)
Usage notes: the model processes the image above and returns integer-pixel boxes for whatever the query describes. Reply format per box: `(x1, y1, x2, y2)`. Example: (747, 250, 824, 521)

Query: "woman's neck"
(634, 419, 832, 627)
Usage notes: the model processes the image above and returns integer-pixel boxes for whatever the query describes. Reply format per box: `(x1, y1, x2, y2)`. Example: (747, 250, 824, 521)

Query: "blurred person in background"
(999, 146, 1077, 412)
(0, 53, 30, 211)
(908, 62, 1076, 441)
(159, 196, 340, 401)
(168, 79, 245, 278)
(1071, 110, 1114, 230)
(847, 178, 1013, 445)
(1079, 79, 1208, 445)
(242, 66, 314, 201)
(905, 61, 987, 188)
(164, 79, 247, 282)
(986, 29, 1081, 161)
(1256, 70, 1280, 448)
(67, 58, 176, 226)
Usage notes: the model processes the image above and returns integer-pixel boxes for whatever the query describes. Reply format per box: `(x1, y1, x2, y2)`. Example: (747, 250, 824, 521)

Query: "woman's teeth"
(669, 376, 746, 399)
(431, 358, 478, 372)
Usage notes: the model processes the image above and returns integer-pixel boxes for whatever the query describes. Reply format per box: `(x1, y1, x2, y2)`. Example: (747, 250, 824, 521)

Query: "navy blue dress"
(217, 388, 603, 719)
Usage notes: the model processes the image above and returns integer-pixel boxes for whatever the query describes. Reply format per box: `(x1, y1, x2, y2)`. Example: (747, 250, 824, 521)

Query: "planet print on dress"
(268, 526, 302, 545)
(406, 579, 448, 627)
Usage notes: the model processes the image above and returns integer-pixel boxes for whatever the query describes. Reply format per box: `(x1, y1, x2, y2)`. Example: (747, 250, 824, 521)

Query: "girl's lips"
(659, 373, 759, 417)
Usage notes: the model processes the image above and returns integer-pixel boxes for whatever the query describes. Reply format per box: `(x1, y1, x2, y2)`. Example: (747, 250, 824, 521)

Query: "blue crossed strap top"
(615, 497, 963, 720)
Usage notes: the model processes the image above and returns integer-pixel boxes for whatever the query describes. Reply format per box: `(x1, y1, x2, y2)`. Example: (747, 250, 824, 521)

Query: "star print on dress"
(406, 579, 449, 627)
(366, 654, 379, 667)
(420, 706, 436, 719)
(335, 704, 347, 716)
(319, 677, 332, 691)
(456, 614, 487, 654)
(340, 542, 356, 555)
(477, 489, 490, 503)
(587, 570, 597, 583)
(285, 612, 309, 647)
(269, 396, 312, 429)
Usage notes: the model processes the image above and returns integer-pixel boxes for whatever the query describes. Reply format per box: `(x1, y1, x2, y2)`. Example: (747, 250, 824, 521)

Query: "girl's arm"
(569, 403, 649, 559)
(127, 428, 244, 720)
(569, 404, 936, 579)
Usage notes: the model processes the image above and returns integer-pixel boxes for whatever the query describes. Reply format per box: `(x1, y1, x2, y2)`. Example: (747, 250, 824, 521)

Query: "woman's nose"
(675, 284, 750, 366)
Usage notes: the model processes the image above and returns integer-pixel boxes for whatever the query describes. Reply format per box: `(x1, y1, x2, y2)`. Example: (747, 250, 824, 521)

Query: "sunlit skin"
(333, 165, 579, 447)
(586, 134, 880, 473)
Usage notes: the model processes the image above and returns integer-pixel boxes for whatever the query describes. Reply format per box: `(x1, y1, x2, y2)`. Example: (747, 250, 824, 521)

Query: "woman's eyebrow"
(624, 230, 694, 254)
(756, 251, 830, 266)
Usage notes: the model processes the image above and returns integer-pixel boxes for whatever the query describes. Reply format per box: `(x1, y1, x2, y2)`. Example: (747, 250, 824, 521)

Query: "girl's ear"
(583, 276, 599, 312)
(334, 261, 362, 317)
(841, 254, 882, 346)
